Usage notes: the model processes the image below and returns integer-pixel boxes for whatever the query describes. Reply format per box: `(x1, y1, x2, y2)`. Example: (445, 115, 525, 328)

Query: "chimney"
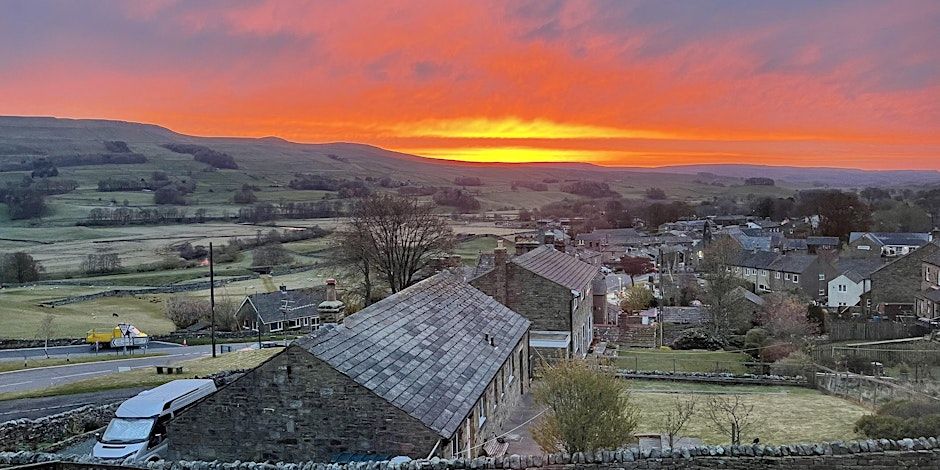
(554, 239, 566, 252)
(543, 231, 555, 246)
(317, 278, 345, 323)
(494, 239, 508, 265)
(492, 240, 509, 305)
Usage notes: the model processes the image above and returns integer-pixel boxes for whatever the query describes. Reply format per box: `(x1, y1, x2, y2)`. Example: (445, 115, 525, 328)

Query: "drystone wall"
(3, 437, 940, 470)
(0, 404, 117, 451)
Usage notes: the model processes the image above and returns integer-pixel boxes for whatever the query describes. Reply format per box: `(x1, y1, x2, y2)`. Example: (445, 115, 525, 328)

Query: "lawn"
(0, 348, 280, 401)
(617, 348, 753, 374)
(453, 236, 513, 265)
(627, 379, 868, 445)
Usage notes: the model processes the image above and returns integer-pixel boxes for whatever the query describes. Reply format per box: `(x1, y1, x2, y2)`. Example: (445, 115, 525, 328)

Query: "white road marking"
(0, 381, 31, 389)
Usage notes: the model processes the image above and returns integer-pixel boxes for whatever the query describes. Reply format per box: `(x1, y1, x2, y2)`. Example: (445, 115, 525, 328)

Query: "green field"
(627, 379, 868, 444)
(618, 348, 753, 374)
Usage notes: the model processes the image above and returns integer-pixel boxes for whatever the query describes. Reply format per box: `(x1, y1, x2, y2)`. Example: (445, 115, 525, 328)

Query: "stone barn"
(167, 273, 530, 463)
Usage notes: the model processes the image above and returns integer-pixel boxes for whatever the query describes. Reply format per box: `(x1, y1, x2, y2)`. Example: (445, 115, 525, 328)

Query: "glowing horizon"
(1, 1, 938, 170)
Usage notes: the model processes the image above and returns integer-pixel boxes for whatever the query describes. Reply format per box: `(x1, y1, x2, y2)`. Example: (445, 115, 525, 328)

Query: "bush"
(671, 328, 724, 350)
(154, 187, 188, 205)
(855, 400, 940, 439)
(645, 187, 667, 200)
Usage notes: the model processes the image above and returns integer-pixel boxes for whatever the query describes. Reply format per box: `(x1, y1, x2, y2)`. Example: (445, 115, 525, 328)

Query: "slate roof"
(576, 228, 639, 243)
(923, 251, 940, 267)
(731, 250, 779, 269)
(660, 306, 708, 324)
(464, 253, 496, 281)
(294, 273, 529, 439)
(730, 286, 765, 306)
(924, 289, 940, 303)
(849, 232, 931, 247)
(806, 236, 840, 246)
(784, 238, 808, 251)
(768, 253, 818, 273)
(834, 258, 885, 280)
(511, 245, 599, 292)
(244, 286, 327, 324)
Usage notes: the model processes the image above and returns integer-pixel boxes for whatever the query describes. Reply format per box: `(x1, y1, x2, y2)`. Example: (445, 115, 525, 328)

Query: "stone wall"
(0, 404, 117, 451)
(4, 437, 940, 470)
(166, 346, 442, 463)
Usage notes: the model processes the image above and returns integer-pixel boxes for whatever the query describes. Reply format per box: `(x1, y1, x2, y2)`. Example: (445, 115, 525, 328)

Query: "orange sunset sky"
(1, 0, 939, 169)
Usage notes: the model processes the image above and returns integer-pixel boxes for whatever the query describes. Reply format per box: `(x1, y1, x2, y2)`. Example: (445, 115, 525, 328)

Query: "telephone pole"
(210, 242, 216, 358)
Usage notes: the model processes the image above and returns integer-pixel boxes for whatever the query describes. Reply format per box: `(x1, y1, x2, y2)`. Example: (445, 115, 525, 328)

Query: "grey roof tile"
(295, 272, 529, 439)
(511, 245, 599, 291)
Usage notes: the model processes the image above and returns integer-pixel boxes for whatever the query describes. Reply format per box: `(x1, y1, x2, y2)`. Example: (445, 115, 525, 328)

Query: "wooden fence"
(827, 320, 925, 341)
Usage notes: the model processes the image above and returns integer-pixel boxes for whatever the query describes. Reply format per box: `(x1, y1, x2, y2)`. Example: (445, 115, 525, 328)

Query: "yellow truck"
(86, 323, 150, 348)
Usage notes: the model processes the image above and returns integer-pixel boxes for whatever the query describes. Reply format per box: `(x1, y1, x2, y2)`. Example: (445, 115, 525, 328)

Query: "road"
(0, 387, 146, 421)
(0, 340, 185, 362)
(0, 343, 254, 395)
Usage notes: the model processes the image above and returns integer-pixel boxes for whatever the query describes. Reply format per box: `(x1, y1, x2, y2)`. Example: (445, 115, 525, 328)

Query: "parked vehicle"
(86, 323, 149, 349)
(92, 379, 217, 461)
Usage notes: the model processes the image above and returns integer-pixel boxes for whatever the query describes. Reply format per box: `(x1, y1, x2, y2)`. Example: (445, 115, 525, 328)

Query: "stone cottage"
(168, 273, 530, 463)
(469, 244, 600, 361)
(235, 279, 345, 334)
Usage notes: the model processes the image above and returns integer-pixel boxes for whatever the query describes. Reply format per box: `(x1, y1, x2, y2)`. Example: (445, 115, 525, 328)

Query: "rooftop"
(244, 286, 327, 323)
(295, 273, 529, 439)
(511, 245, 599, 292)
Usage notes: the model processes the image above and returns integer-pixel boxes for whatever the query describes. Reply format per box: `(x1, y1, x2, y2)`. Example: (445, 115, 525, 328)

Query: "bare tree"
(662, 395, 697, 449)
(700, 238, 749, 337)
(335, 227, 376, 306)
(703, 395, 755, 445)
(344, 195, 454, 294)
(37, 313, 56, 358)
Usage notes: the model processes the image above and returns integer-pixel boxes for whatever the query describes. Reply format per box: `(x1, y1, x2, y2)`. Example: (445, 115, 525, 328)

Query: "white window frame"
(793, 274, 800, 283)
(785, 273, 791, 280)
(775, 272, 781, 279)
(819, 273, 826, 281)
(478, 395, 487, 428)
(270, 321, 283, 332)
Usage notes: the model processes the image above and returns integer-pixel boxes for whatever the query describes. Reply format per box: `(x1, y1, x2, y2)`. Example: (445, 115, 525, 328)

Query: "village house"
(470, 243, 600, 361)
(806, 236, 841, 254)
(826, 258, 885, 311)
(167, 273, 530, 463)
(915, 251, 940, 319)
(729, 251, 836, 301)
(848, 232, 932, 257)
(234, 279, 345, 334)
(866, 241, 940, 316)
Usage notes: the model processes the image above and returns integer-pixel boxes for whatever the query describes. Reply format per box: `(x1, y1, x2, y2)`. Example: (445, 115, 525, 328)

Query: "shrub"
(671, 328, 724, 350)
(645, 187, 667, 200)
(453, 176, 483, 186)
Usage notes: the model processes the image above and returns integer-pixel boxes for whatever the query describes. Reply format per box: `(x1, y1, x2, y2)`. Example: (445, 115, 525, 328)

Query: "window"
(819, 289, 825, 296)
(303, 317, 309, 326)
(785, 273, 791, 280)
(478, 394, 487, 428)
(760, 270, 767, 276)
(858, 245, 870, 251)
(866, 298, 872, 309)
(838, 284, 847, 292)
(793, 274, 800, 283)
(818, 274, 826, 281)
(775, 272, 781, 279)
(270, 321, 283, 332)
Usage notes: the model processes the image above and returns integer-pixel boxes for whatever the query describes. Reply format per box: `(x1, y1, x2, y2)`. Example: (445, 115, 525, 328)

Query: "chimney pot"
(279, 285, 287, 292)
(325, 278, 337, 301)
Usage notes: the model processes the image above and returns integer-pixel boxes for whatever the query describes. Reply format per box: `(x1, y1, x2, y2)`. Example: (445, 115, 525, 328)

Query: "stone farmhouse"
(168, 273, 530, 463)
(866, 241, 940, 316)
(234, 279, 345, 334)
(469, 244, 601, 361)
(916, 251, 940, 319)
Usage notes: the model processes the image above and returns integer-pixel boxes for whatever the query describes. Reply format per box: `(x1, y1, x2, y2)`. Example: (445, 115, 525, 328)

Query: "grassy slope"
(627, 379, 868, 444)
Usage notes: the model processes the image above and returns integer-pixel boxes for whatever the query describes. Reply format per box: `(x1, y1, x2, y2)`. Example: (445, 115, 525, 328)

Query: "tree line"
(162, 143, 238, 169)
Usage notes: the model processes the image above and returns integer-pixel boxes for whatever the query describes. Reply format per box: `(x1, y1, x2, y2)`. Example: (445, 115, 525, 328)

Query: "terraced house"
(730, 251, 836, 301)
(168, 273, 530, 463)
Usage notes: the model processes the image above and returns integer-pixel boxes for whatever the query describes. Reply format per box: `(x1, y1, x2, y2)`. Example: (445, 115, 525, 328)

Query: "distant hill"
(643, 164, 940, 188)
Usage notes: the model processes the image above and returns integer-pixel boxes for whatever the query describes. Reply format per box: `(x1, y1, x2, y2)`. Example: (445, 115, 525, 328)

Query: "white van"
(92, 379, 216, 461)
